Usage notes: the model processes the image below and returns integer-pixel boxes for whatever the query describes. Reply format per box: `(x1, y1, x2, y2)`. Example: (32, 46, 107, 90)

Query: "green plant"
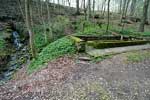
(127, 51, 150, 62)
(52, 16, 70, 38)
(33, 16, 70, 52)
(0, 38, 5, 49)
(33, 24, 53, 52)
(74, 18, 114, 35)
(92, 55, 112, 63)
(28, 36, 76, 74)
(0, 37, 9, 57)
(143, 31, 150, 36)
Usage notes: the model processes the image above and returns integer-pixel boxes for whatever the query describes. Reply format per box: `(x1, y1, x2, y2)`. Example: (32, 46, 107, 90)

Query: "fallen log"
(87, 44, 150, 57)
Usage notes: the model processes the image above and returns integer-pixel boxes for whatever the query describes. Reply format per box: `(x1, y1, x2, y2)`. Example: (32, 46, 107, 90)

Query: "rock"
(78, 57, 91, 61)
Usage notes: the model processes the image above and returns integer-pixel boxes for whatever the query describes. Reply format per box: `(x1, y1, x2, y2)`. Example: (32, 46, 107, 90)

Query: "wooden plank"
(87, 44, 150, 57)
(86, 40, 150, 49)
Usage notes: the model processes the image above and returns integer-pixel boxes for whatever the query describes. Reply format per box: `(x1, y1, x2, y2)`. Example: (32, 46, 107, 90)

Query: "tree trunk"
(87, 0, 91, 20)
(29, 0, 34, 27)
(46, 0, 52, 42)
(139, 0, 150, 32)
(93, 0, 95, 13)
(120, 0, 127, 23)
(124, 0, 130, 16)
(130, 0, 137, 16)
(121, 0, 130, 31)
(76, 0, 80, 15)
(25, 0, 36, 58)
(119, 0, 122, 13)
(101, 0, 107, 17)
(67, 0, 71, 7)
(46, 0, 50, 22)
(106, 0, 111, 33)
(83, 0, 87, 20)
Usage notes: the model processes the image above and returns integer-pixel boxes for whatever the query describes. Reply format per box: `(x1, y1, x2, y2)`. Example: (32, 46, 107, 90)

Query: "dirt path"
(0, 50, 150, 100)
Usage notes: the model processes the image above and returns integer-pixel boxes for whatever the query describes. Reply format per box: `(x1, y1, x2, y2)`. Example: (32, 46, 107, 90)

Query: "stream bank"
(0, 21, 30, 82)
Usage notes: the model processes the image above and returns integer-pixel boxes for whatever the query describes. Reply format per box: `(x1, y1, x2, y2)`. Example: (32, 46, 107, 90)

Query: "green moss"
(69, 36, 84, 43)
(28, 36, 77, 74)
(69, 36, 86, 52)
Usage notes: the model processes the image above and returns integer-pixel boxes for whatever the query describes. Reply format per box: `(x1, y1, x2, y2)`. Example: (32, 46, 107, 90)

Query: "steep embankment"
(0, 0, 76, 81)
(28, 36, 77, 74)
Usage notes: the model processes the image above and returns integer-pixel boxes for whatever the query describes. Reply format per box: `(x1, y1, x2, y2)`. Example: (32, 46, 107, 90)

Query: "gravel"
(0, 50, 150, 100)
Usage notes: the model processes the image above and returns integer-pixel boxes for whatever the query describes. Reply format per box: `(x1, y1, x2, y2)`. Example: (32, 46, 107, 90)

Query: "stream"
(0, 31, 30, 82)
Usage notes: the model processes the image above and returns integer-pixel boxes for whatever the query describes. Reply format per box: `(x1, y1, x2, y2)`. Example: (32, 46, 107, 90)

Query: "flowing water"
(0, 31, 29, 82)
(12, 31, 22, 49)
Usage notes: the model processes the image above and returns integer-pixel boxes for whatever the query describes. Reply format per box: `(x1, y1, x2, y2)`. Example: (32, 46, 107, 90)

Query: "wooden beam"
(87, 44, 150, 57)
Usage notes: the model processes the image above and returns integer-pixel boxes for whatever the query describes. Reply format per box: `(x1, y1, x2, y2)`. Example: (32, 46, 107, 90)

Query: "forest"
(0, 0, 150, 99)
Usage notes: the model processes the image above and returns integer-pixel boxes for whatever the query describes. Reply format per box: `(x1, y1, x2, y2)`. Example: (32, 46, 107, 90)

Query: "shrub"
(28, 36, 76, 73)
(33, 16, 70, 52)
(32, 25, 49, 52)
(74, 18, 112, 35)
(0, 37, 8, 56)
(52, 15, 70, 36)
(0, 37, 5, 51)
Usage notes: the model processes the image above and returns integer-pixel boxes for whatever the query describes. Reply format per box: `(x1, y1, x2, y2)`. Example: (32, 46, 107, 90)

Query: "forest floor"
(0, 50, 150, 100)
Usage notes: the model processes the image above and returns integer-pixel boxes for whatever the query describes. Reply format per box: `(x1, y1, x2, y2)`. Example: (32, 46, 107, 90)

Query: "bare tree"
(120, 0, 129, 23)
(106, 0, 111, 33)
(83, 0, 87, 20)
(130, 0, 137, 16)
(124, 0, 130, 16)
(93, 0, 95, 13)
(25, 0, 36, 57)
(67, 0, 71, 7)
(87, 0, 91, 20)
(101, 0, 107, 17)
(76, 0, 80, 14)
(119, 0, 123, 14)
(139, 0, 150, 32)
(46, 0, 53, 42)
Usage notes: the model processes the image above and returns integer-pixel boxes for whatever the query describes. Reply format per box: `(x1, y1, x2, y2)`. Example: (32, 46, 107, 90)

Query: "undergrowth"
(28, 36, 76, 74)
(0, 38, 5, 50)
(33, 15, 70, 52)
(126, 50, 150, 62)
(74, 18, 111, 35)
